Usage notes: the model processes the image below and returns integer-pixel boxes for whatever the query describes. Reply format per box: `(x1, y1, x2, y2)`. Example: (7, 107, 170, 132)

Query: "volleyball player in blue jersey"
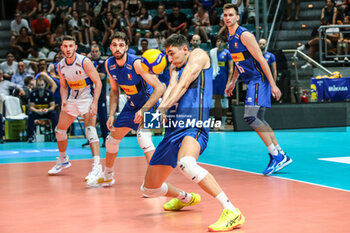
(86, 32, 165, 187)
(141, 34, 245, 232)
(223, 3, 292, 176)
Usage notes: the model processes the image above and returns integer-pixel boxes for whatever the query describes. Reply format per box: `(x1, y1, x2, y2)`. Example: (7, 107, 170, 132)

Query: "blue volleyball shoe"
(262, 152, 286, 176)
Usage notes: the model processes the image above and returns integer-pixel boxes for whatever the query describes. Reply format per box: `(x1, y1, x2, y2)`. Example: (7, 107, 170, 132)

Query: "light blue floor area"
(1, 127, 350, 191)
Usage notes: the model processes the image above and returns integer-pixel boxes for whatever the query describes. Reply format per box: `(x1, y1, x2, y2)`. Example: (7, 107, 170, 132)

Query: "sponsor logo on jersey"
(110, 64, 116, 70)
(126, 64, 132, 70)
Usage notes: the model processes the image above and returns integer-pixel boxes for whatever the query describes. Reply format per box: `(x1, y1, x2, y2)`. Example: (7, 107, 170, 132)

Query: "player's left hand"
(271, 85, 281, 101)
(89, 102, 98, 116)
(134, 109, 144, 124)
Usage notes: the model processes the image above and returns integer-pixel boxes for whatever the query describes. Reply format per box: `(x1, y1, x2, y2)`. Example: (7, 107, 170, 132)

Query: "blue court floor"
(1, 127, 349, 191)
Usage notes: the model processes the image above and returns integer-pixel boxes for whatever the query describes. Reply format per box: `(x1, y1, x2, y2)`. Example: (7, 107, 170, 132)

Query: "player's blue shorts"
(245, 80, 271, 108)
(213, 75, 227, 96)
(113, 103, 141, 131)
(149, 128, 209, 168)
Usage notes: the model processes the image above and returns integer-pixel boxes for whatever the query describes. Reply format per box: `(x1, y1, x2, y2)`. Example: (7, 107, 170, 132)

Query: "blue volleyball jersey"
(217, 48, 232, 77)
(106, 54, 154, 109)
(228, 26, 265, 84)
(262, 51, 276, 70)
(165, 62, 213, 135)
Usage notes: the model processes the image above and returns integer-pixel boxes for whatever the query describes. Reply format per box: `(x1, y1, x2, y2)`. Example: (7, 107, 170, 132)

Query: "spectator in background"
(0, 112, 3, 144)
(0, 69, 25, 115)
(117, 9, 135, 45)
(298, 18, 339, 68)
(210, 36, 233, 130)
(16, 0, 38, 20)
(259, 38, 277, 81)
(286, 0, 300, 21)
(90, 0, 108, 17)
(36, 60, 58, 94)
(167, 5, 188, 37)
(108, 0, 124, 19)
(49, 24, 65, 50)
(190, 34, 202, 49)
(38, 0, 55, 23)
(192, 6, 212, 43)
(55, 0, 73, 15)
(0, 52, 17, 81)
(11, 61, 30, 87)
(125, 0, 142, 18)
(136, 39, 149, 55)
(22, 75, 36, 108)
(195, 0, 219, 24)
(10, 12, 31, 43)
(335, 16, 350, 61)
(322, 0, 338, 25)
(135, 6, 153, 46)
(152, 4, 168, 40)
(335, 0, 350, 20)
(31, 11, 51, 48)
(26, 78, 58, 143)
(48, 51, 64, 79)
(101, 11, 117, 48)
(11, 27, 34, 59)
(73, 0, 89, 16)
(28, 46, 47, 60)
(245, 0, 256, 24)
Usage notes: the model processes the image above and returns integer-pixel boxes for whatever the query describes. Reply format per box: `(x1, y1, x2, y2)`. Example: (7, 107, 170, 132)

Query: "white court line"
(199, 161, 350, 193)
(1, 156, 349, 193)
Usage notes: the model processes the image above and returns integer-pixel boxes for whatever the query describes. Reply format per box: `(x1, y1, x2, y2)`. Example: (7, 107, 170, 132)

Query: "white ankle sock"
(267, 144, 278, 156)
(105, 167, 113, 174)
(59, 152, 67, 160)
(216, 192, 237, 213)
(275, 144, 285, 155)
(93, 156, 100, 165)
(177, 191, 192, 203)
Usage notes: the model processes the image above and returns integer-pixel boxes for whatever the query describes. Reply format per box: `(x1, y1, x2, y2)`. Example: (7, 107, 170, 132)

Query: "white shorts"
(64, 98, 93, 117)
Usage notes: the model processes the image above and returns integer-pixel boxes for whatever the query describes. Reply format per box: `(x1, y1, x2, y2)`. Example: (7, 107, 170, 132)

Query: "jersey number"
(236, 62, 245, 73)
(74, 90, 79, 99)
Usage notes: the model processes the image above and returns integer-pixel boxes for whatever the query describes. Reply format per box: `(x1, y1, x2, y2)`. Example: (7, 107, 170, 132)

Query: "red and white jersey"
(58, 53, 94, 100)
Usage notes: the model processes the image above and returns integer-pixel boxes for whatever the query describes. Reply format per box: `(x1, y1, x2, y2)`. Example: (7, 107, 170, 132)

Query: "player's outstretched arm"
(134, 59, 165, 112)
(241, 31, 281, 100)
(159, 48, 209, 111)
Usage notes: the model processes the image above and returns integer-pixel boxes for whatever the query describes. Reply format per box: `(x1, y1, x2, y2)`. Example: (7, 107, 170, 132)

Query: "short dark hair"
(216, 36, 226, 43)
(141, 39, 148, 44)
(62, 35, 76, 44)
(110, 31, 129, 45)
(223, 3, 239, 15)
(163, 34, 189, 49)
(24, 76, 34, 86)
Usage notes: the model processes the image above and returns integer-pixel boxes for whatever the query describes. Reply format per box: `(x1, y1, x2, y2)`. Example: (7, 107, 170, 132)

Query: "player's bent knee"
(55, 127, 67, 141)
(105, 134, 121, 154)
(177, 156, 208, 183)
(85, 126, 99, 143)
(243, 114, 263, 129)
(141, 182, 168, 198)
(137, 129, 155, 153)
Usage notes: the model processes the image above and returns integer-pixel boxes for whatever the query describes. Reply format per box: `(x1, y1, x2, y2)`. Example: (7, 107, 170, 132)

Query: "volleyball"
(331, 71, 342, 79)
(141, 49, 167, 75)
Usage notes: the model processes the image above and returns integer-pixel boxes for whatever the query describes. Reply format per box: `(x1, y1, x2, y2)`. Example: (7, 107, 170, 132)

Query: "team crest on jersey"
(128, 74, 132, 80)
(110, 64, 116, 70)
(234, 43, 238, 48)
(126, 64, 132, 70)
(235, 34, 240, 39)
(76, 63, 81, 67)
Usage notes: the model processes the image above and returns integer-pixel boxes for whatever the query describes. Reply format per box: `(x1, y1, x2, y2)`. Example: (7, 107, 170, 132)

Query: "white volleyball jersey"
(58, 53, 94, 100)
